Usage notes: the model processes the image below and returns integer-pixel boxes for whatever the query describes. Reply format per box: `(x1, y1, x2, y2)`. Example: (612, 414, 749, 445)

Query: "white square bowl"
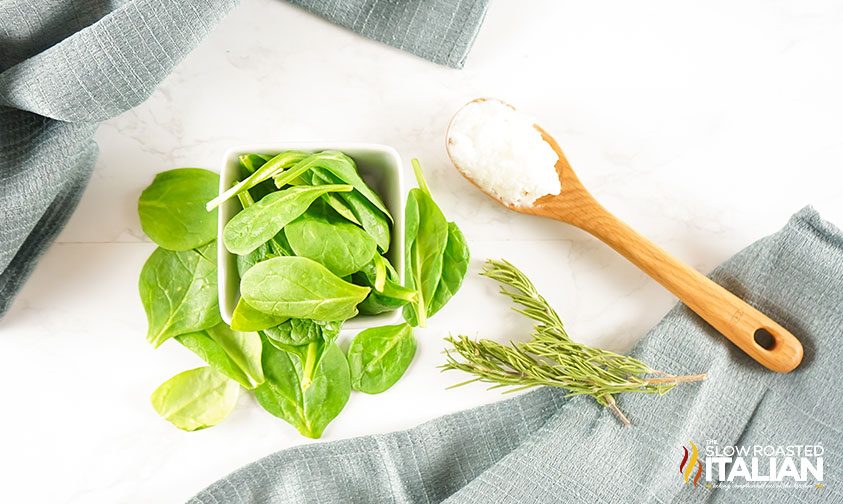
(218, 143, 405, 330)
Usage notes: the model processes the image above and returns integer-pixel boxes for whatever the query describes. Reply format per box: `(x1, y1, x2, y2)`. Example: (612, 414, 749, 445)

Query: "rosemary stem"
(604, 395, 631, 427)
(644, 374, 707, 385)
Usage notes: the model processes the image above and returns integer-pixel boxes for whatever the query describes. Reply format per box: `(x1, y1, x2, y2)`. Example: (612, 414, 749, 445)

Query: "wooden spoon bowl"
(447, 99, 803, 373)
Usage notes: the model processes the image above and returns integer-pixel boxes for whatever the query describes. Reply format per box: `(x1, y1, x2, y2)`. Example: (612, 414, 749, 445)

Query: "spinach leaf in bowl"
(207, 150, 309, 210)
(354, 256, 417, 315)
(272, 151, 392, 222)
(233, 190, 295, 276)
(230, 297, 288, 332)
(240, 256, 370, 321)
(236, 241, 272, 277)
(285, 202, 378, 277)
(311, 168, 392, 252)
(223, 184, 352, 255)
(238, 153, 272, 175)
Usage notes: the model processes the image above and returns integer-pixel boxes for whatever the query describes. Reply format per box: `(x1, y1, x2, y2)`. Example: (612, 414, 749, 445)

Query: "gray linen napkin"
(0, 0, 489, 317)
(190, 206, 842, 504)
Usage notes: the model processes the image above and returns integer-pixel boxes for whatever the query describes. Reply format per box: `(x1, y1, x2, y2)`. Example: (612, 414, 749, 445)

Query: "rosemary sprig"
(441, 259, 706, 426)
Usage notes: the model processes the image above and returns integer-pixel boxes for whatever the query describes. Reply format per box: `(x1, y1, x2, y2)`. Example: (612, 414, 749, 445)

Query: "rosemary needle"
(441, 259, 706, 426)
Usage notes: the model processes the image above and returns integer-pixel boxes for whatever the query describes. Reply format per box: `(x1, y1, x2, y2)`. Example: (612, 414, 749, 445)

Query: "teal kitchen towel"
(190, 207, 842, 503)
(0, 0, 489, 318)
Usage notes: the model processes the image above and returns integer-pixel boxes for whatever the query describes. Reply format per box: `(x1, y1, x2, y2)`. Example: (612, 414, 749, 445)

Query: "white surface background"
(2, 1, 842, 502)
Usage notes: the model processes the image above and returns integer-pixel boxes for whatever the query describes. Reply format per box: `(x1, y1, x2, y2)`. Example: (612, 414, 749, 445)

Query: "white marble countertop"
(2, 1, 842, 502)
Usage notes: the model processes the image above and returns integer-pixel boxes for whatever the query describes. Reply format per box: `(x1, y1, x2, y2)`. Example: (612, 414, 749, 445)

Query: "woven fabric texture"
(191, 207, 842, 504)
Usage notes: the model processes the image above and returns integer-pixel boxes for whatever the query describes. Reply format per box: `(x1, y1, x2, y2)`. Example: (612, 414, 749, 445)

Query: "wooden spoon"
(447, 98, 803, 373)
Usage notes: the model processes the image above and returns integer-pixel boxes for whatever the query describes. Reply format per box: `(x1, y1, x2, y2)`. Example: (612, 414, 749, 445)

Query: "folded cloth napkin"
(190, 207, 842, 504)
(0, 0, 489, 318)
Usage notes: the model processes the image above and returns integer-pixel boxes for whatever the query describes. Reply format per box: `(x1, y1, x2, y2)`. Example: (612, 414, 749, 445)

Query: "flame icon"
(679, 441, 703, 487)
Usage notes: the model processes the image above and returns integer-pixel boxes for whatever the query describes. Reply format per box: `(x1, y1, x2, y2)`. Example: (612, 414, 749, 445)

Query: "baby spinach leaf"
(264, 320, 342, 390)
(428, 222, 470, 317)
(233, 191, 294, 276)
(316, 152, 392, 221)
(175, 331, 254, 389)
(358, 281, 417, 315)
(223, 184, 352, 255)
(354, 254, 400, 289)
(236, 187, 257, 208)
(239, 155, 277, 201)
(267, 230, 294, 256)
(321, 320, 342, 342)
(230, 297, 288, 332)
(241, 257, 370, 321)
(202, 323, 264, 388)
(253, 342, 304, 432)
(263, 318, 337, 347)
(174, 323, 264, 389)
(312, 168, 391, 252)
(342, 191, 392, 253)
(236, 240, 288, 278)
(261, 319, 342, 404)
(354, 256, 417, 315)
(235, 232, 293, 277)
(138, 168, 219, 251)
(322, 193, 362, 225)
(236, 242, 271, 277)
(150, 366, 239, 431)
(254, 337, 350, 438)
(405, 221, 470, 325)
(292, 321, 342, 389)
(264, 322, 313, 348)
(285, 203, 377, 277)
(289, 165, 362, 225)
(357, 290, 406, 315)
(239, 153, 272, 175)
(273, 151, 391, 221)
(402, 162, 449, 327)
(139, 242, 220, 347)
(348, 323, 416, 394)
(372, 254, 387, 291)
(207, 150, 309, 210)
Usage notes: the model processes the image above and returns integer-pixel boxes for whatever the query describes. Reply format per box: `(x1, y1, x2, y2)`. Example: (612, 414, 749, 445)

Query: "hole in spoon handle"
(753, 328, 775, 350)
(743, 323, 803, 373)
(722, 303, 802, 372)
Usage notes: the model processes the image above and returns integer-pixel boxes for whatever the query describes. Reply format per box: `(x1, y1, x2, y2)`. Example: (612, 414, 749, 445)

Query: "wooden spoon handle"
(567, 200, 803, 372)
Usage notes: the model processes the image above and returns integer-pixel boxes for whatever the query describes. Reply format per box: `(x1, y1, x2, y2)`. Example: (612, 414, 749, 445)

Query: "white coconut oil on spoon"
(447, 99, 561, 207)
